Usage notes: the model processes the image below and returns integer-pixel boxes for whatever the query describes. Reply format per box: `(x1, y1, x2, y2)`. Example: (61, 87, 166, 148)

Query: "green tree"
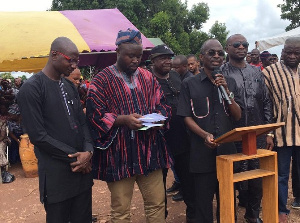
(0, 72, 14, 82)
(149, 12, 171, 37)
(21, 75, 28, 81)
(189, 30, 209, 55)
(278, 0, 300, 31)
(51, 0, 101, 10)
(209, 21, 229, 47)
(50, 0, 229, 55)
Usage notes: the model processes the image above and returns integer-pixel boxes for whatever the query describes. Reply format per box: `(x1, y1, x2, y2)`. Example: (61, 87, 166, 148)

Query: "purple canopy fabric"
(61, 8, 154, 52)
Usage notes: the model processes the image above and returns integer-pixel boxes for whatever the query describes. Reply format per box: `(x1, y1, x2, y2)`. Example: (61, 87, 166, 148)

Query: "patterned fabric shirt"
(86, 65, 172, 182)
(263, 62, 300, 147)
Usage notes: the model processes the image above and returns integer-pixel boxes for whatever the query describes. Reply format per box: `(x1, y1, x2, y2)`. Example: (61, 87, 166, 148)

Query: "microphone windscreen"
(212, 67, 221, 79)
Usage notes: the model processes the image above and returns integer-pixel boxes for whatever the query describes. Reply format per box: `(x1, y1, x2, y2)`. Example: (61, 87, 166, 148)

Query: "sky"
(1, 0, 290, 56)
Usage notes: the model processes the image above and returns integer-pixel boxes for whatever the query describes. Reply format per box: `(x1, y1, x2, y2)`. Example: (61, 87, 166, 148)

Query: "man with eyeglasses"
(221, 34, 273, 223)
(150, 45, 195, 222)
(263, 37, 300, 223)
(177, 39, 242, 222)
(17, 37, 94, 223)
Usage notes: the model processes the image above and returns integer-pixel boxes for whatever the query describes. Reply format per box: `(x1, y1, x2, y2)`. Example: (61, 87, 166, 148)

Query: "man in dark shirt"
(150, 45, 195, 222)
(222, 34, 273, 223)
(177, 39, 242, 223)
(172, 55, 194, 81)
(187, 54, 201, 75)
(18, 37, 94, 223)
(260, 50, 275, 69)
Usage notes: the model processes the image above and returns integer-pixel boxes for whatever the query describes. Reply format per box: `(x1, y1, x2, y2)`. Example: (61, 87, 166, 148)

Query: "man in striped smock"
(86, 29, 172, 223)
(262, 37, 300, 223)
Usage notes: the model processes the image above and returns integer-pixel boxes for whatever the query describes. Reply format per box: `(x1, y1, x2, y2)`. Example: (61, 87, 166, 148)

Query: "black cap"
(149, 44, 174, 60)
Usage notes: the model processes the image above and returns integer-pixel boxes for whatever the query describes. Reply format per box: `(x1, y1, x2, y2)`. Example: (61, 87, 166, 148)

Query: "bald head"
(173, 55, 188, 66)
(200, 39, 222, 54)
(44, 37, 79, 80)
(250, 48, 260, 64)
(282, 37, 300, 69)
(284, 37, 300, 48)
(226, 34, 245, 46)
(172, 55, 188, 76)
(50, 37, 78, 54)
(199, 39, 224, 71)
(66, 68, 81, 88)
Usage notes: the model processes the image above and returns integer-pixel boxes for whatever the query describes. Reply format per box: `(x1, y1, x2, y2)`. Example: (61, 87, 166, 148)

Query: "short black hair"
(187, 54, 198, 61)
(173, 55, 188, 65)
(200, 39, 221, 54)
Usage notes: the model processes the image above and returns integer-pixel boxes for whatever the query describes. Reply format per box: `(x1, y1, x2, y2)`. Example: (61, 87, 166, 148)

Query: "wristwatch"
(228, 92, 234, 100)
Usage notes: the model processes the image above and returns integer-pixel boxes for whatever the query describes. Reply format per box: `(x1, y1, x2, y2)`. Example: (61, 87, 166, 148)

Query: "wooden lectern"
(215, 122, 284, 223)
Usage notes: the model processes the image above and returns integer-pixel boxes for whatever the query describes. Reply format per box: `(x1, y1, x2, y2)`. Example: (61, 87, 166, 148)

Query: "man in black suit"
(18, 37, 94, 223)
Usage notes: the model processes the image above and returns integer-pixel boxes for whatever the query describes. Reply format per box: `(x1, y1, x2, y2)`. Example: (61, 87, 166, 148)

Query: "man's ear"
(51, 51, 58, 61)
(199, 54, 203, 63)
(225, 46, 229, 53)
(151, 58, 155, 65)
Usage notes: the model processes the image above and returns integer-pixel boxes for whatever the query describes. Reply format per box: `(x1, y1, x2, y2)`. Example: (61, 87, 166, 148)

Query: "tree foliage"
(0, 72, 15, 83)
(51, 0, 229, 55)
(209, 21, 229, 48)
(278, 0, 300, 31)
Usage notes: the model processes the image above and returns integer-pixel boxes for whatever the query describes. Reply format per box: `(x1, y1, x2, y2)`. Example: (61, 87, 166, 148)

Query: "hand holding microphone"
(211, 67, 233, 105)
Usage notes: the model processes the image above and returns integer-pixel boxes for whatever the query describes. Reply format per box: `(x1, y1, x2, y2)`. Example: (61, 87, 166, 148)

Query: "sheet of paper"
(138, 113, 166, 130)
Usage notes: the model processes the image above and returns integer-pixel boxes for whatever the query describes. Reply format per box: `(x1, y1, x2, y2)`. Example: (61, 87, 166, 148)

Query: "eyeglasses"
(52, 51, 79, 65)
(228, 41, 249, 48)
(205, 50, 225, 57)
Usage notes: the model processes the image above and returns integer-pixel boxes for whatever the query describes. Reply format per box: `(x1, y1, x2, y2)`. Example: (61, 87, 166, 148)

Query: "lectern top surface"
(214, 122, 285, 144)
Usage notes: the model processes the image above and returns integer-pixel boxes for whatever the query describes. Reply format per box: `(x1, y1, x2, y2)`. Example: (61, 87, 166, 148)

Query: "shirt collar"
(199, 69, 209, 82)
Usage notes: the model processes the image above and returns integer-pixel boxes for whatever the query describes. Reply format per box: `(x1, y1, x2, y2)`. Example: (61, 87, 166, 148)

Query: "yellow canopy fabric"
(0, 11, 90, 72)
(0, 57, 48, 73)
(0, 9, 154, 72)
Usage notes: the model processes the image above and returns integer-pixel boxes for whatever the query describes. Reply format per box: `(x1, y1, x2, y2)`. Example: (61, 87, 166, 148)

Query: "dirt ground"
(0, 163, 299, 223)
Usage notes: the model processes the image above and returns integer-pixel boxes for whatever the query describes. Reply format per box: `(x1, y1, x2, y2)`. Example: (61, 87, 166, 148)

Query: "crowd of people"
(1, 28, 299, 223)
(0, 77, 24, 183)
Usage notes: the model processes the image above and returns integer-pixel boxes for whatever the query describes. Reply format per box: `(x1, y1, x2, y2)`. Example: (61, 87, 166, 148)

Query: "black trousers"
(174, 151, 196, 220)
(194, 172, 219, 223)
(292, 148, 300, 198)
(44, 188, 92, 223)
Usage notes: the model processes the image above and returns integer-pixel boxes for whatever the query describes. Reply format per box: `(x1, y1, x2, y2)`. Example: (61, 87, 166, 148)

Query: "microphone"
(211, 67, 232, 105)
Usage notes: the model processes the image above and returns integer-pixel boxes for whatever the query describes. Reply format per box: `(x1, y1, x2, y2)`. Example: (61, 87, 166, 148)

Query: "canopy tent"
(256, 27, 300, 51)
(148, 38, 165, 46)
(0, 9, 154, 72)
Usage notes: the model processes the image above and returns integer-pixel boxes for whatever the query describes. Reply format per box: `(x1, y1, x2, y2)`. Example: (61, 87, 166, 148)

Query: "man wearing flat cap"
(150, 45, 196, 222)
(86, 29, 172, 223)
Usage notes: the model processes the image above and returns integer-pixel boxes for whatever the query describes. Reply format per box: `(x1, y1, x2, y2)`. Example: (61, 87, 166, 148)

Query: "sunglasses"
(205, 50, 225, 57)
(52, 51, 79, 65)
(228, 41, 249, 48)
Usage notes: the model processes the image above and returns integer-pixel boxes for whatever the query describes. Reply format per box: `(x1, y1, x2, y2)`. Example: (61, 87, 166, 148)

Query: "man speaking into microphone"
(177, 39, 243, 223)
